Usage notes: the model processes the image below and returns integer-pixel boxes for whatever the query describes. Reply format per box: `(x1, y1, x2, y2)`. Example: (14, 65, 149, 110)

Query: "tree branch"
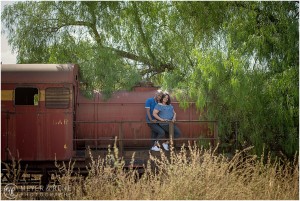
(132, 2, 157, 64)
(53, 2, 175, 76)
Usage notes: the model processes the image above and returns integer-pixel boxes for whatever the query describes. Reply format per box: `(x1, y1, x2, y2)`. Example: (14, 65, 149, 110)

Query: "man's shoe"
(162, 143, 169, 151)
(151, 146, 161, 151)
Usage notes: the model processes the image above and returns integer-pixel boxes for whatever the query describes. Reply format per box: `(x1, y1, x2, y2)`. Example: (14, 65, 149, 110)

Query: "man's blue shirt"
(145, 97, 157, 123)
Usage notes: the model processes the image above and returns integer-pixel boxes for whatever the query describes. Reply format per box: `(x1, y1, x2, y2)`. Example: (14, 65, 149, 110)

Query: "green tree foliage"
(170, 2, 299, 157)
(2, 1, 298, 157)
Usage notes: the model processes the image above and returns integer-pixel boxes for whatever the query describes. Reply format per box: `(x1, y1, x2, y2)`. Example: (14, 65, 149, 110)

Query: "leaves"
(1, 1, 298, 157)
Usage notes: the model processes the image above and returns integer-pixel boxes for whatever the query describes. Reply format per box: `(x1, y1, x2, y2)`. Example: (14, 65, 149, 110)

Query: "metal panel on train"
(75, 86, 212, 149)
(1, 64, 78, 161)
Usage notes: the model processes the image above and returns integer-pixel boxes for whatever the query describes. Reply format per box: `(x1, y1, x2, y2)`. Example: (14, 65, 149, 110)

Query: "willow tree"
(2, 1, 298, 157)
(2, 1, 230, 93)
(167, 1, 299, 157)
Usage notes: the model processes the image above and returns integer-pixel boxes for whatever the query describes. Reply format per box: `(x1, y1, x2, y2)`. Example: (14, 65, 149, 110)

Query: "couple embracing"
(145, 90, 181, 151)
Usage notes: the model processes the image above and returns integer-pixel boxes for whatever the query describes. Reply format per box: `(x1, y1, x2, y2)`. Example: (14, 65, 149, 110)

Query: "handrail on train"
(73, 120, 218, 153)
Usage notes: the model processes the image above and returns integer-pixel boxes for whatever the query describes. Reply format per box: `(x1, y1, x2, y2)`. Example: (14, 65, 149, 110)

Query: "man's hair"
(155, 89, 164, 101)
(155, 90, 163, 96)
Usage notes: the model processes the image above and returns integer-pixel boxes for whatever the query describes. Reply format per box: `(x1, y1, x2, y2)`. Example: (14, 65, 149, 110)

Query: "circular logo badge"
(3, 183, 17, 199)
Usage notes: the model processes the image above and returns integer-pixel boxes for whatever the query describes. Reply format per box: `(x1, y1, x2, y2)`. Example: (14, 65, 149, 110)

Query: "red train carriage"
(1, 63, 218, 184)
(1, 64, 78, 161)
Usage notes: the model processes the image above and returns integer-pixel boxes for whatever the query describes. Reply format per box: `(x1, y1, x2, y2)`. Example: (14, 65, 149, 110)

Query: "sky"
(1, 1, 17, 64)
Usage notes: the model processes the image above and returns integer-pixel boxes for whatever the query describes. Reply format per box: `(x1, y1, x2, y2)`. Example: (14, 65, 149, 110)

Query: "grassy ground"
(2, 143, 299, 200)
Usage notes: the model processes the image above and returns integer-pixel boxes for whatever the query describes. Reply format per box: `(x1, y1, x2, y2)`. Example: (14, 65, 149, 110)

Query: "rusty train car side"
(1, 64, 78, 162)
(1, 64, 218, 183)
(74, 86, 215, 151)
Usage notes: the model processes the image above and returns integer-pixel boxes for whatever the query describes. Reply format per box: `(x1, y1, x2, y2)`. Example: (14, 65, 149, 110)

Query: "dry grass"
(2, 143, 298, 200)
(52, 143, 298, 200)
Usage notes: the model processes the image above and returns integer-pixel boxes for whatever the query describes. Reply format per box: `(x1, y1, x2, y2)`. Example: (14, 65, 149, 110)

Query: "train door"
(44, 86, 73, 160)
(1, 111, 9, 160)
(1, 109, 14, 161)
(1, 86, 17, 161)
(14, 87, 40, 160)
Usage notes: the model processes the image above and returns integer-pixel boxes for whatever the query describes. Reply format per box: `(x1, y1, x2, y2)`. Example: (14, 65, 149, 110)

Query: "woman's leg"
(173, 125, 181, 138)
(160, 124, 181, 138)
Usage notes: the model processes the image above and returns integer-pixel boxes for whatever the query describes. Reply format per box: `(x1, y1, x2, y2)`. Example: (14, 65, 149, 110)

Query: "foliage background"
(2, 1, 298, 157)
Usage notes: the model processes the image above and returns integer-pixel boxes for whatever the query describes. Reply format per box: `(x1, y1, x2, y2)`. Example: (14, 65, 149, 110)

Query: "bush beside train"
(1, 64, 218, 181)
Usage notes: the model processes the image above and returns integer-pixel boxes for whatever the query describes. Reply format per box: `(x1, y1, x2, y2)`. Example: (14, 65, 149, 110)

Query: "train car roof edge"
(1, 64, 77, 72)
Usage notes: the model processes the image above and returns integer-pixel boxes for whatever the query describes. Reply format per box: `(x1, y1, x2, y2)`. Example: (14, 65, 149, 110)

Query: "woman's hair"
(160, 93, 171, 105)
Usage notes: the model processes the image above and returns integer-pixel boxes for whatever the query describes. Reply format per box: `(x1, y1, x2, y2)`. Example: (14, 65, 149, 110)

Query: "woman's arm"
(153, 109, 166, 121)
(172, 110, 176, 122)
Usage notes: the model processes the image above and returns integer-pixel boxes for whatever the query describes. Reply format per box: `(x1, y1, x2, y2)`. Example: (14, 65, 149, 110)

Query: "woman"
(153, 93, 181, 151)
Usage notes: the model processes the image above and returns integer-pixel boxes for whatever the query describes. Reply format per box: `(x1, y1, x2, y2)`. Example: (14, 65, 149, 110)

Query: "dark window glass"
(45, 87, 70, 109)
(15, 87, 39, 105)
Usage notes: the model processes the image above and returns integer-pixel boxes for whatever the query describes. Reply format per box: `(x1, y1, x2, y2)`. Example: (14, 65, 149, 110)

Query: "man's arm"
(146, 107, 156, 122)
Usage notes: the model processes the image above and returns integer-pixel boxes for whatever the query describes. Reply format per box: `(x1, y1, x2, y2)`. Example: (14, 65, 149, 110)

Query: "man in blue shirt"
(145, 90, 165, 151)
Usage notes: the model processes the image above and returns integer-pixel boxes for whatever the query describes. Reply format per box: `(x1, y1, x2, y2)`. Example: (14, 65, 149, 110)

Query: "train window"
(15, 87, 39, 106)
(45, 87, 70, 109)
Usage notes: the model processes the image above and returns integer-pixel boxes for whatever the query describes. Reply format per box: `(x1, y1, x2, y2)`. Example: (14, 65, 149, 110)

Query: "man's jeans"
(147, 123, 165, 145)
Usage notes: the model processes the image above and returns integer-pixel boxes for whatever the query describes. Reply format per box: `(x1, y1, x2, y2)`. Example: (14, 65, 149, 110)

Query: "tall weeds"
(51, 142, 298, 200)
(3, 142, 297, 200)
(1, 150, 25, 184)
